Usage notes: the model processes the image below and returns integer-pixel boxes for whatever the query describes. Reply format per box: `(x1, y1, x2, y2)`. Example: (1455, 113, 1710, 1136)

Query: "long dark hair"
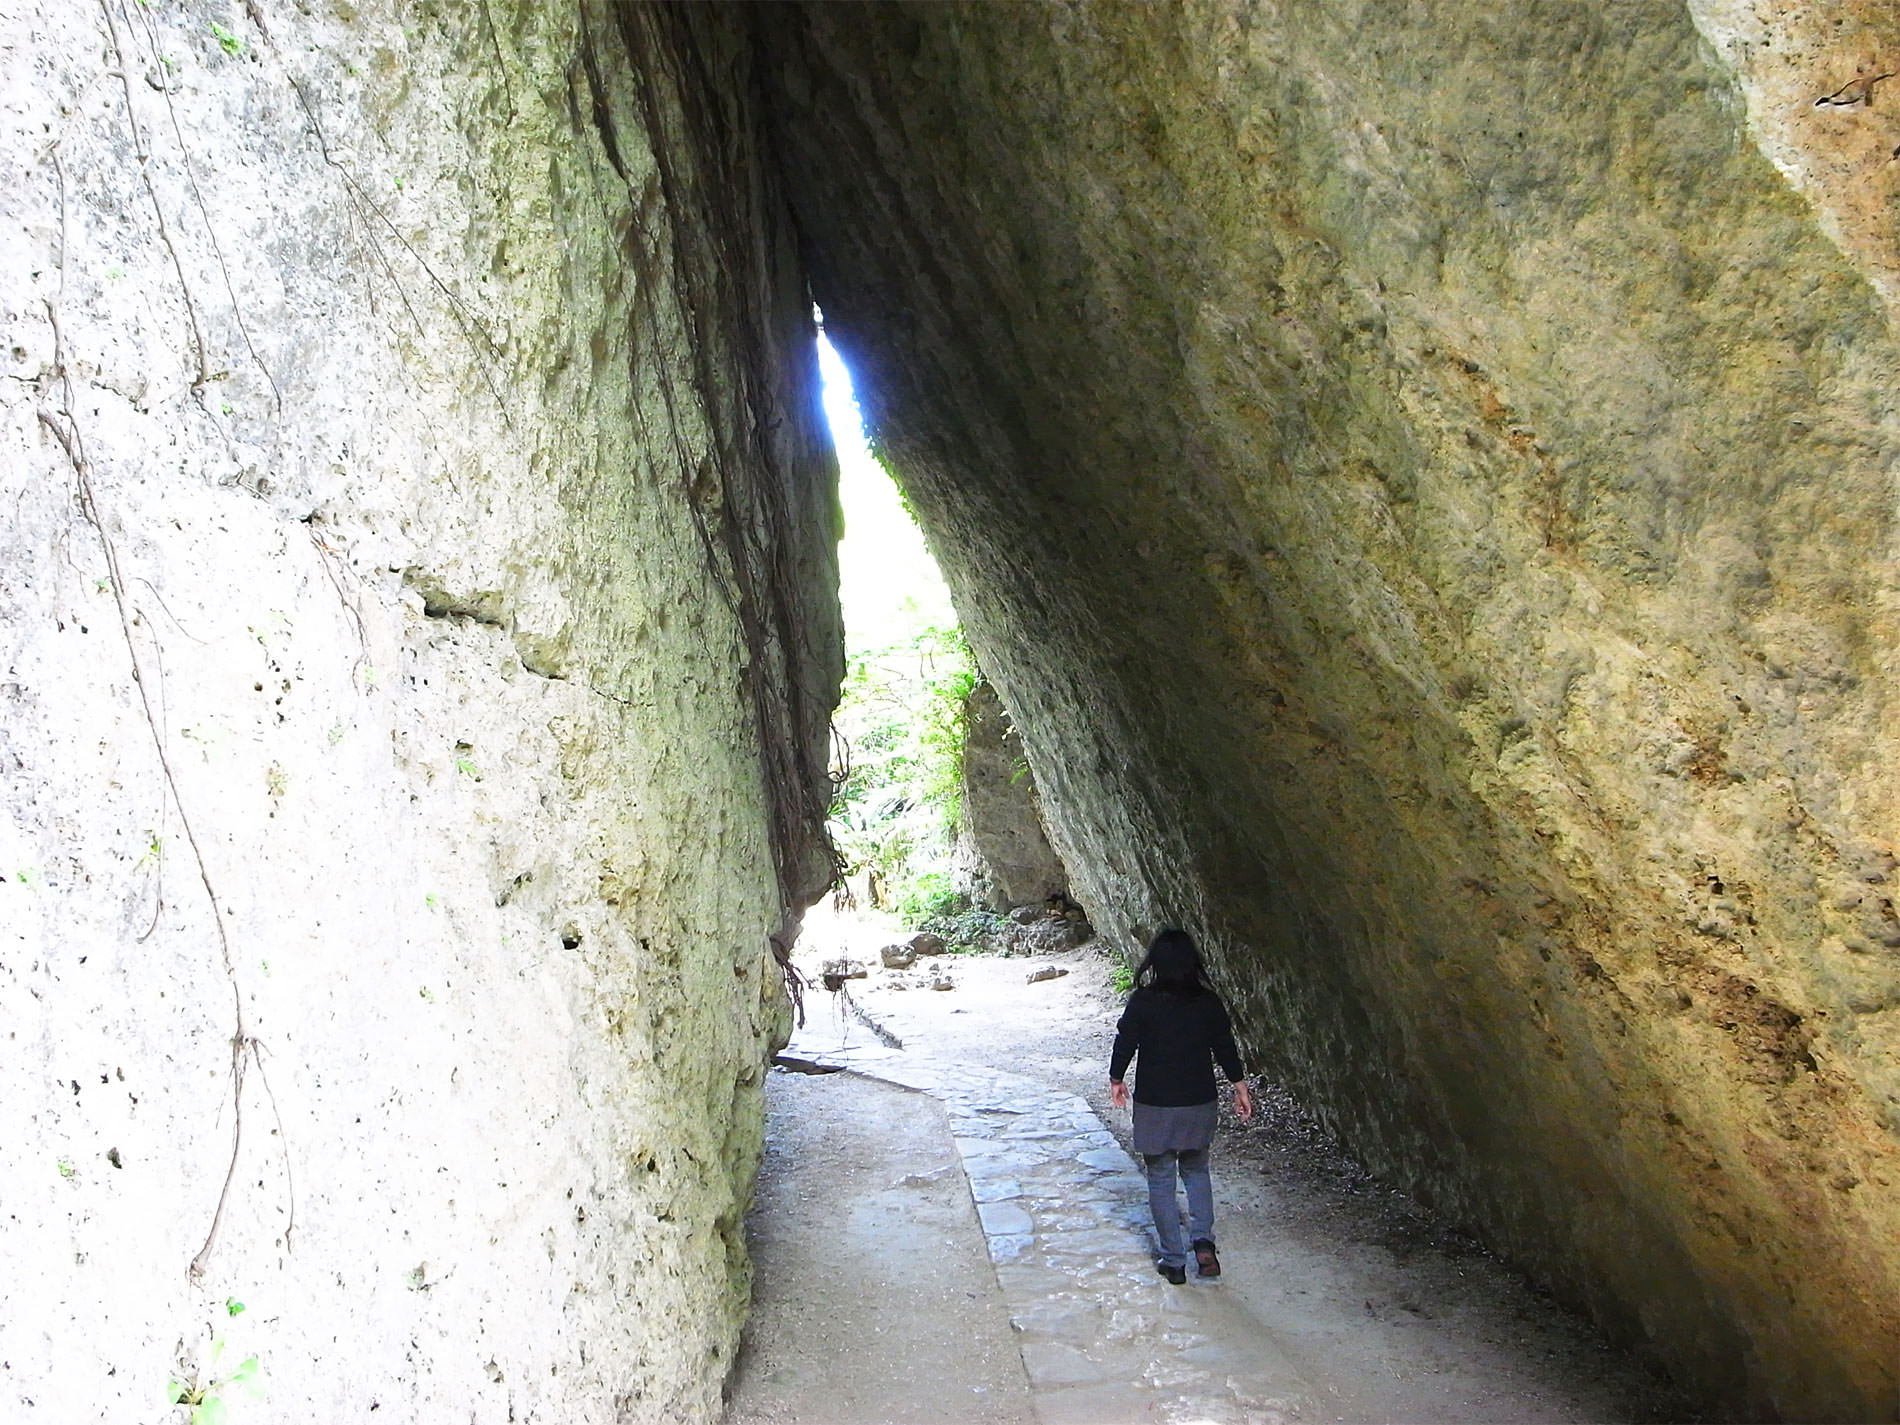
(1133, 928, 1214, 996)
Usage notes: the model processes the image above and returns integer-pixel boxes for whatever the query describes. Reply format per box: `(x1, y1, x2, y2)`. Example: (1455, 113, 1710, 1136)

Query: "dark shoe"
(1156, 1261, 1187, 1285)
(1192, 1239, 1221, 1278)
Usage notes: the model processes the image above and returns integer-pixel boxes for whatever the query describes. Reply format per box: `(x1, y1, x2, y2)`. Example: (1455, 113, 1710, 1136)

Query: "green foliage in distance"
(894, 870, 961, 927)
(830, 620, 975, 923)
(919, 904, 1007, 953)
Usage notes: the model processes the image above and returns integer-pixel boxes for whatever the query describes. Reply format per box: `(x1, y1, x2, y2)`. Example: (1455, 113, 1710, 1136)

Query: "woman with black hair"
(1109, 928, 1254, 1284)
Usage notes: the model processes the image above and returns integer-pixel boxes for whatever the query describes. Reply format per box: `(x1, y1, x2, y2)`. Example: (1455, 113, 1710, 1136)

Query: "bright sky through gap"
(818, 331, 958, 653)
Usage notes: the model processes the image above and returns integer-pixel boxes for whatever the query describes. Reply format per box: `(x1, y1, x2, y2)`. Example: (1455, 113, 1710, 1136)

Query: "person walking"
(1109, 928, 1254, 1283)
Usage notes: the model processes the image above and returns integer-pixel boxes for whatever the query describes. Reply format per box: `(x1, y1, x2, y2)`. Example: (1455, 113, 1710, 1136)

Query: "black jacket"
(1110, 987, 1245, 1106)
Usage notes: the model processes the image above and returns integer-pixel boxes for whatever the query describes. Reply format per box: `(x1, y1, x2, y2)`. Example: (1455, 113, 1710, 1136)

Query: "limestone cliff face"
(754, 3, 1900, 1417)
(0, 4, 835, 1421)
(956, 678, 1070, 910)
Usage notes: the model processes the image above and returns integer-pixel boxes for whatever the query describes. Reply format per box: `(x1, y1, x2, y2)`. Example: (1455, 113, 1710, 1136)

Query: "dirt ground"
(724, 909, 1695, 1424)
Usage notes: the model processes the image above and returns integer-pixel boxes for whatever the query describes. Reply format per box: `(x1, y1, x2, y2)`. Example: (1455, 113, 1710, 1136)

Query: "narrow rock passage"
(727, 915, 1687, 1424)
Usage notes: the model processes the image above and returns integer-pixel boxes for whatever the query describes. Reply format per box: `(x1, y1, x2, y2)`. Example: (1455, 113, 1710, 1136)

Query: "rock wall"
(955, 678, 1070, 910)
(1687, 0, 1900, 324)
(0, 4, 837, 1421)
(753, 3, 1900, 1417)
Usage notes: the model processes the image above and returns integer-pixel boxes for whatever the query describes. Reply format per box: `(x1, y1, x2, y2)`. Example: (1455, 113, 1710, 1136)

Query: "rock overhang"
(745, 3, 1900, 1417)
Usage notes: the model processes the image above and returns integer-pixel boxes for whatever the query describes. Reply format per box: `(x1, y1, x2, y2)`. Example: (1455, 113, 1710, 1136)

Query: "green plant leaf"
(194, 1394, 230, 1425)
(167, 1378, 190, 1404)
(225, 1297, 245, 1316)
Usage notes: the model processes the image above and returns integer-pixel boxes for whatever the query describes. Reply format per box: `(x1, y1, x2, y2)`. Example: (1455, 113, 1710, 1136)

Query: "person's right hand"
(1109, 1079, 1128, 1110)
(1232, 1081, 1254, 1123)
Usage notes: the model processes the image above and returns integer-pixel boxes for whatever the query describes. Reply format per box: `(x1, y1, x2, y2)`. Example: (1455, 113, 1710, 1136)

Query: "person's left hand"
(1232, 1081, 1254, 1123)
(1109, 1079, 1128, 1110)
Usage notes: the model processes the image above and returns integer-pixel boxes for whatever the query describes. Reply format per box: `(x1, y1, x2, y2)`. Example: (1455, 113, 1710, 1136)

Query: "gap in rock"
(817, 319, 974, 929)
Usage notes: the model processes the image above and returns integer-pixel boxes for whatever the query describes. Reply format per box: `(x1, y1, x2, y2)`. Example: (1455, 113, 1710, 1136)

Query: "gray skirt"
(1131, 1098, 1218, 1156)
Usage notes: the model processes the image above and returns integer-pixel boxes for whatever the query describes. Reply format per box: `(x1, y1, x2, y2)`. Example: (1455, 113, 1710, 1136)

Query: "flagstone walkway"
(783, 1018, 1318, 1425)
(734, 917, 1687, 1425)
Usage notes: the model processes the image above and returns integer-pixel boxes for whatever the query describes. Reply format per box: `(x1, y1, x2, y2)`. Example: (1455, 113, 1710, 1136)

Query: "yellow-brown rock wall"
(755, 3, 1900, 1415)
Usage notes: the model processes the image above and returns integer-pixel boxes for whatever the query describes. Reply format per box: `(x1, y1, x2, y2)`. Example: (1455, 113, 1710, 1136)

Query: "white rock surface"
(0, 4, 837, 1421)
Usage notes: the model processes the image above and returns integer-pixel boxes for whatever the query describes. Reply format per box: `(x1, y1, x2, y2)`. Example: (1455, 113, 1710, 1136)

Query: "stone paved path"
(785, 1018, 1320, 1425)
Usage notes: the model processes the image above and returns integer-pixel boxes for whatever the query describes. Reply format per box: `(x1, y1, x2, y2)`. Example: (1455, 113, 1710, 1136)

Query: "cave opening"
(815, 322, 974, 926)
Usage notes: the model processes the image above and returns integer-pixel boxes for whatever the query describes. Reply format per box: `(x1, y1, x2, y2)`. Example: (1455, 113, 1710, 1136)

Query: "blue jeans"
(1143, 1148, 1214, 1268)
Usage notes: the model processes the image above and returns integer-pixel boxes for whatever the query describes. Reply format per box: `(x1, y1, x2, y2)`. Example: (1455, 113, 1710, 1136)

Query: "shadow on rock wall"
(751, 2, 1900, 1418)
